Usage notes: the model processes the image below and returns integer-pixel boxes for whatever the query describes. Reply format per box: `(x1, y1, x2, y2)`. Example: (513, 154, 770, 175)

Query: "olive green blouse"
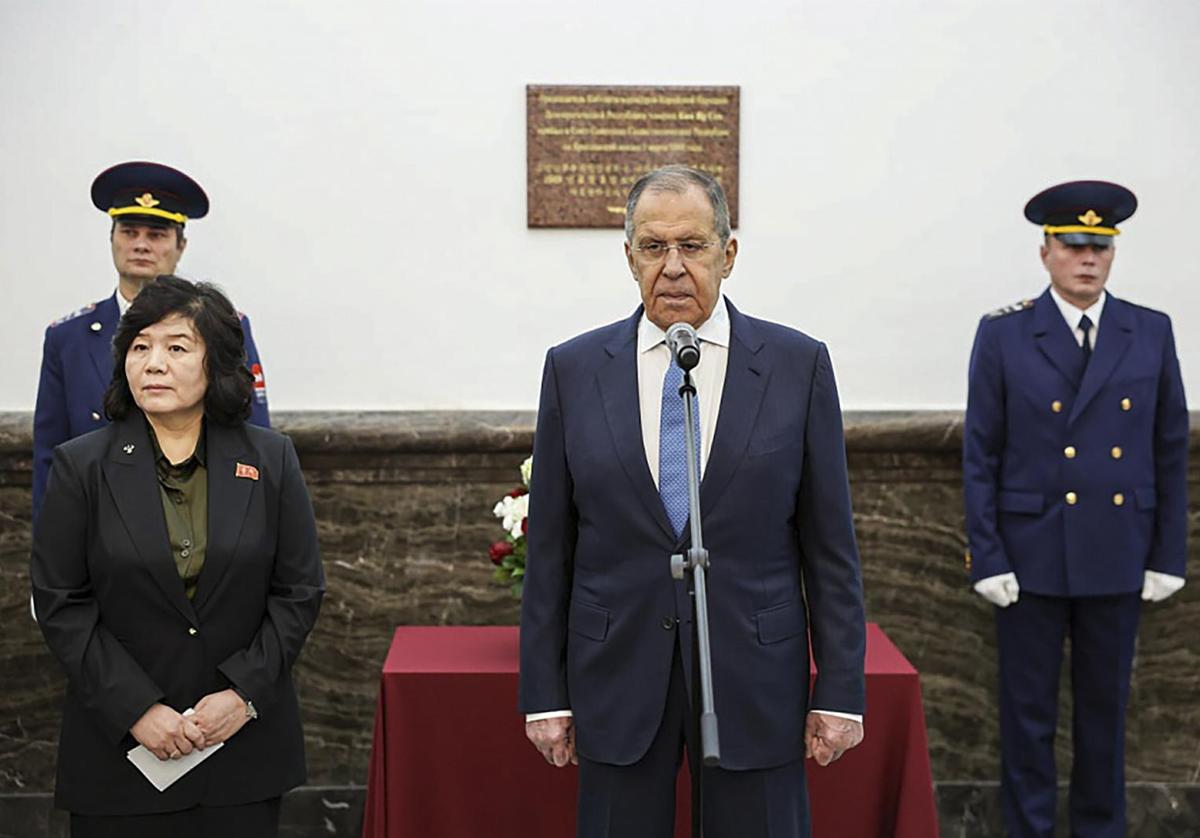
(149, 424, 208, 600)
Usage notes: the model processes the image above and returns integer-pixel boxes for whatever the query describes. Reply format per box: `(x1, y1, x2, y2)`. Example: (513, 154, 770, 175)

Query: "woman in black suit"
(32, 275, 325, 838)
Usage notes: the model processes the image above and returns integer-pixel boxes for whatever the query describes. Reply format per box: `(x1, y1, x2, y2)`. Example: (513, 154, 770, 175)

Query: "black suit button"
(661, 616, 676, 630)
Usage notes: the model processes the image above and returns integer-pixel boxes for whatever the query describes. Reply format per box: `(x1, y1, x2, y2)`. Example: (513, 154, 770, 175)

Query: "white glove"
(974, 572, 1019, 607)
(1141, 571, 1185, 603)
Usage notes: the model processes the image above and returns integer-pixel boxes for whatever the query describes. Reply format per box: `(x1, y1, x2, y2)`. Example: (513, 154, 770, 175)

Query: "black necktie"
(1079, 315, 1093, 364)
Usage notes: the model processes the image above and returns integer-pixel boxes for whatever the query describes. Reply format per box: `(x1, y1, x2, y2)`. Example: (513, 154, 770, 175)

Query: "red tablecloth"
(363, 624, 938, 837)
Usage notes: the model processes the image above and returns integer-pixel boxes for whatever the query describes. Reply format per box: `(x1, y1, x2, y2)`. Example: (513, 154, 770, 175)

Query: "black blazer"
(31, 414, 325, 815)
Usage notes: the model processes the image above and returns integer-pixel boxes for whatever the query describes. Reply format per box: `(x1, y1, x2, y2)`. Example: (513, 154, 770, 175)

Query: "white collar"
(116, 288, 133, 317)
(1049, 285, 1106, 330)
(637, 295, 731, 354)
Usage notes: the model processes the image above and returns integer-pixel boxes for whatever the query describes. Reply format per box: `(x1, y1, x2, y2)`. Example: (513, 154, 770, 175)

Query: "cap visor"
(1055, 232, 1113, 247)
(110, 213, 181, 228)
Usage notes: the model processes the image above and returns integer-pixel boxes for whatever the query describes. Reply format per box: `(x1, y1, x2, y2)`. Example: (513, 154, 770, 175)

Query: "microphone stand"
(669, 366, 720, 838)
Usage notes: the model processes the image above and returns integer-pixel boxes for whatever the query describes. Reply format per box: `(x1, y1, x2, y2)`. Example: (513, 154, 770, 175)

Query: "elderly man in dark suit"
(519, 165, 866, 838)
(964, 180, 1189, 837)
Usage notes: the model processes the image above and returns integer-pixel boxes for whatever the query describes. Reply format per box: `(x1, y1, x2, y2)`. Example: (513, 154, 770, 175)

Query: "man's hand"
(804, 711, 863, 767)
(191, 689, 251, 747)
(1142, 571, 1185, 602)
(974, 572, 1019, 608)
(525, 716, 577, 767)
(130, 703, 195, 761)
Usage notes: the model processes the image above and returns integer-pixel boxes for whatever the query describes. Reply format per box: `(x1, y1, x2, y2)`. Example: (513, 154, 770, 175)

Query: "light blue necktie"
(659, 350, 701, 538)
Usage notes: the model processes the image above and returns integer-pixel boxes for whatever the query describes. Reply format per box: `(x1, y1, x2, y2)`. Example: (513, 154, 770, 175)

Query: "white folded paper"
(126, 708, 223, 792)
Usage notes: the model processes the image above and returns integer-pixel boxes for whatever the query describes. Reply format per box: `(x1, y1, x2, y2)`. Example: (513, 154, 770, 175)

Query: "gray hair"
(624, 165, 731, 245)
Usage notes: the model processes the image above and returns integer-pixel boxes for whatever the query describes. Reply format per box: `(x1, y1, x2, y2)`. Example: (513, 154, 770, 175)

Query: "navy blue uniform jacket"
(964, 289, 1189, 596)
(519, 299, 866, 770)
(32, 293, 270, 523)
(31, 415, 324, 815)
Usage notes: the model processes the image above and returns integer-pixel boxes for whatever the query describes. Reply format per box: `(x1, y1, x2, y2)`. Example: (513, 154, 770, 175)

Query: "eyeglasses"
(632, 240, 719, 263)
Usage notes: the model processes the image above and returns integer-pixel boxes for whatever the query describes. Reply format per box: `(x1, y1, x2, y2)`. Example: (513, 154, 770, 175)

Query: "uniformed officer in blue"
(32, 162, 270, 524)
(964, 180, 1189, 837)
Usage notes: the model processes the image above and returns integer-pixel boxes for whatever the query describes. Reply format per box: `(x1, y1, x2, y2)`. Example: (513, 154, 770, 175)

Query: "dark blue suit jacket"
(964, 289, 1189, 597)
(33, 293, 270, 523)
(519, 299, 866, 770)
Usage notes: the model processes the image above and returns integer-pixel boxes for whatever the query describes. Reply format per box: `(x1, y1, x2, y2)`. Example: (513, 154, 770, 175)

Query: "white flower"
(493, 493, 529, 539)
(520, 456, 533, 488)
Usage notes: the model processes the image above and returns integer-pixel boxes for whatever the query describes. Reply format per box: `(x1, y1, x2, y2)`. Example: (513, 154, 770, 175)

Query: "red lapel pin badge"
(235, 462, 260, 481)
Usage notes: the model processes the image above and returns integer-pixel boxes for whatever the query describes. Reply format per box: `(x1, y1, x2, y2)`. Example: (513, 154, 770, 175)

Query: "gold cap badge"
(1077, 209, 1103, 227)
(134, 192, 161, 208)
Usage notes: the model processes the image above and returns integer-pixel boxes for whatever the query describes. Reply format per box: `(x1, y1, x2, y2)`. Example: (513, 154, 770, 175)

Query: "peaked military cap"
(1024, 180, 1136, 246)
(91, 161, 209, 227)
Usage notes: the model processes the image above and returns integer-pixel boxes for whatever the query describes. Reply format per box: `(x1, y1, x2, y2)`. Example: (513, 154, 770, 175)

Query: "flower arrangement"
(489, 456, 532, 599)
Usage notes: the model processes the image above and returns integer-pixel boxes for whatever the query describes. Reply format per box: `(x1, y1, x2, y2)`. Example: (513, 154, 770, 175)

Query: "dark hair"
(624, 165, 731, 245)
(104, 275, 253, 425)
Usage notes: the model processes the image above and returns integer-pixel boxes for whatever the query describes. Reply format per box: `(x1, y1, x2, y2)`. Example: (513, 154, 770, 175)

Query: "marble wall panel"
(2, 410, 1197, 821)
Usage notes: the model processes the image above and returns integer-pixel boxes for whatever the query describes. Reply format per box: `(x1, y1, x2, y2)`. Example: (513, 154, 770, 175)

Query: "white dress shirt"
(1048, 286, 1105, 350)
(528, 297, 861, 726)
(637, 295, 730, 485)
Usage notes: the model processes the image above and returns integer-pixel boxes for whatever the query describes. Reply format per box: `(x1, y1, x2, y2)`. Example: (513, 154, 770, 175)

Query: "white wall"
(2, 0, 1197, 410)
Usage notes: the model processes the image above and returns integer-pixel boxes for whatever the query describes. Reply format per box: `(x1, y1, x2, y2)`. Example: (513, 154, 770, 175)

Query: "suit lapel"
(1031, 289, 1086, 388)
(1068, 295, 1134, 425)
(192, 422, 254, 612)
(86, 295, 121, 386)
(700, 302, 767, 520)
(597, 308, 676, 542)
(101, 415, 197, 625)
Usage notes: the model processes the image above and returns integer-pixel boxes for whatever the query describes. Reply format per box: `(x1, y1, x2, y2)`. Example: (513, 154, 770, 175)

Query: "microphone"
(666, 322, 701, 371)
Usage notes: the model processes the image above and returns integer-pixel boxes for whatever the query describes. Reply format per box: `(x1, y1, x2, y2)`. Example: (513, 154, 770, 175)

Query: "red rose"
(489, 541, 514, 565)
(521, 517, 528, 535)
(508, 486, 528, 498)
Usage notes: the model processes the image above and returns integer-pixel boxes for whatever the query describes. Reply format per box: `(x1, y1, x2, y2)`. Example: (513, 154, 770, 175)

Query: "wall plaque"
(527, 84, 740, 228)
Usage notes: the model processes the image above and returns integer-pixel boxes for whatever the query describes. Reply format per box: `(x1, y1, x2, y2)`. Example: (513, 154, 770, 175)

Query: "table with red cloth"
(363, 623, 938, 837)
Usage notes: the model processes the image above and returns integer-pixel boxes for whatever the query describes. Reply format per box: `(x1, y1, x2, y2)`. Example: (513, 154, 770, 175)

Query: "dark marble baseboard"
(4, 782, 1199, 837)
(936, 782, 1200, 838)
(0, 786, 366, 838)
(2, 410, 1198, 827)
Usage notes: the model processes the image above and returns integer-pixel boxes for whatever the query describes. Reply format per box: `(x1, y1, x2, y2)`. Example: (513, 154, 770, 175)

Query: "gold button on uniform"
(1051, 400, 1063, 413)
(1065, 492, 1078, 505)
(1111, 446, 1122, 459)
(1113, 493, 1125, 506)
(188, 627, 198, 636)
(1064, 446, 1076, 459)
(1121, 397, 1131, 411)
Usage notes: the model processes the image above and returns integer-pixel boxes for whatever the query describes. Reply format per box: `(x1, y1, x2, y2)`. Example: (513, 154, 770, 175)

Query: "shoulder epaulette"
(48, 302, 97, 329)
(985, 299, 1034, 320)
